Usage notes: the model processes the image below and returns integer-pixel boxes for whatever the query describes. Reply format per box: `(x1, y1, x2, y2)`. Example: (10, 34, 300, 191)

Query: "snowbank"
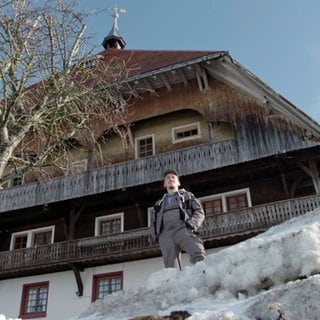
(74, 207, 320, 320)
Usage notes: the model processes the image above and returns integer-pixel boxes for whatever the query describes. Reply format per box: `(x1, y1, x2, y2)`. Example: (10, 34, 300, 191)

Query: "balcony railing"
(0, 194, 319, 279)
(0, 140, 237, 213)
(1, 137, 317, 213)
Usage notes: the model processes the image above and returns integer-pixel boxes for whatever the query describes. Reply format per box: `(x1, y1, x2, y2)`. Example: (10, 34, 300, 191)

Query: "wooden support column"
(63, 206, 84, 240)
(207, 122, 214, 142)
(71, 264, 84, 297)
(298, 160, 320, 195)
(280, 173, 302, 198)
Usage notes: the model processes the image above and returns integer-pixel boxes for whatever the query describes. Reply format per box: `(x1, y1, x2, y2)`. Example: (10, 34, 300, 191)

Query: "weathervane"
(108, 5, 126, 24)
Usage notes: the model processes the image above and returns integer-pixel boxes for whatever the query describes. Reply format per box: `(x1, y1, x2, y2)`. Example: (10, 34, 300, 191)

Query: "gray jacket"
(150, 188, 205, 241)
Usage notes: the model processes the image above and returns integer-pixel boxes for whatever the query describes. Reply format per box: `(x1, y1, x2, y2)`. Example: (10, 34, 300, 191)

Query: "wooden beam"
(177, 68, 188, 86)
(195, 64, 208, 91)
(159, 73, 172, 91)
(298, 160, 320, 195)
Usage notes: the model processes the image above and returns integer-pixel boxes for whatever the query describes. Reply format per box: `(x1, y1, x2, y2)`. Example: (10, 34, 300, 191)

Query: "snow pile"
(74, 206, 320, 320)
(2, 206, 320, 320)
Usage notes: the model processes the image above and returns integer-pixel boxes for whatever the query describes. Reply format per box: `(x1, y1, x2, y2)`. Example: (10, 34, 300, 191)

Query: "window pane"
(100, 218, 121, 235)
(33, 231, 52, 246)
(12, 175, 23, 186)
(226, 193, 248, 211)
(97, 276, 122, 300)
(26, 286, 48, 314)
(137, 137, 153, 158)
(14, 235, 28, 249)
(173, 123, 200, 142)
(203, 198, 222, 216)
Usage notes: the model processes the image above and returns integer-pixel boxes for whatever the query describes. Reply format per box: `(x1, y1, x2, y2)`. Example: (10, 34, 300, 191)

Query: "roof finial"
(109, 5, 126, 26)
(102, 5, 127, 50)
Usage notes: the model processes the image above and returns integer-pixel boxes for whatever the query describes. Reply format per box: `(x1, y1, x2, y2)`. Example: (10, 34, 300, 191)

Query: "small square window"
(203, 198, 223, 216)
(14, 235, 28, 249)
(20, 281, 49, 319)
(92, 272, 123, 302)
(95, 213, 124, 236)
(32, 231, 53, 247)
(226, 193, 248, 211)
(10, 168, 24, 187)
(135, 135, 154, 158)
(100, 218, 121, 235)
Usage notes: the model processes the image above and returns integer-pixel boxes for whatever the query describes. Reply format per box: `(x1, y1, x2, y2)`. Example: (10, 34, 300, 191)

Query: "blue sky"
(78, 0, 320, 123)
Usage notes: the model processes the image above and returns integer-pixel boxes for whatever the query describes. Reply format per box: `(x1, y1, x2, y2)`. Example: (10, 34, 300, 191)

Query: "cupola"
(102, 6, 126, 50)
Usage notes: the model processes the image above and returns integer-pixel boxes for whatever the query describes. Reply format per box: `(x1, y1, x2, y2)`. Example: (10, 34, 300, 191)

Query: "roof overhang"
(119, 51, 320, 139)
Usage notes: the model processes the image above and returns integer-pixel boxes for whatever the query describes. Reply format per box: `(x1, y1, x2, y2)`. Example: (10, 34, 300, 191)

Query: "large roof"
(98, 49, 227, 78)
(93, 48, 320, 139)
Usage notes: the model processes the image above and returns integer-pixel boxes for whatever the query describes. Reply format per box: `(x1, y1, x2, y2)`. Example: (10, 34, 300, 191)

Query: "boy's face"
(164, 173, 180, 194)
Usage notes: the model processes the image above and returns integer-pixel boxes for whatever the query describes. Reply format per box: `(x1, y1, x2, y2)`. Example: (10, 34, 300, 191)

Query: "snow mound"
(74, 207, 320, 320)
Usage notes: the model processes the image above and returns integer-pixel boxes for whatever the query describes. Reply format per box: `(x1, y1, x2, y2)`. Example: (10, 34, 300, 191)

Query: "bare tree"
(0, 0, 130, 186)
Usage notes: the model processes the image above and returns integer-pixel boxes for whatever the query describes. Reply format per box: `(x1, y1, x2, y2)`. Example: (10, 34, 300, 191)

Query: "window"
(135, 135, 154, 158)
(92, 272, 123, 302)
(95, 213, 124, 236)
(10, 168, 25, 187)
(203, 198, 223, 216)
(172, 122, 201, 143)
(20, 281, 49, 319)
(10, 226, 55, 250)
(32, 230, 53, 247)
(14, 235, 28, 249)
(226, 193, 248, 211)
(200, 188, 251, 215)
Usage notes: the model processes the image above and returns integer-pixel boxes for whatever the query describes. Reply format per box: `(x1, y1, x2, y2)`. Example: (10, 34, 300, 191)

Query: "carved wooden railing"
(0, 194, 319, 277)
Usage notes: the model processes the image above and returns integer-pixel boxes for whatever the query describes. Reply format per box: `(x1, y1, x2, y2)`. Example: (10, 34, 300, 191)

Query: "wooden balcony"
(0, 194, 319, 280)
(1, 137, 318, 213)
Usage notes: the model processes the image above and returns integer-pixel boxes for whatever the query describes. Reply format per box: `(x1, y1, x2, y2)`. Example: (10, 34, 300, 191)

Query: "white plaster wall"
(0, 248, 221, 320)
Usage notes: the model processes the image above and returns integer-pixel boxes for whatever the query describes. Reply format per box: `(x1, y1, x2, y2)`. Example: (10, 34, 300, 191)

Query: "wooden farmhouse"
(1, 14, 320, 320)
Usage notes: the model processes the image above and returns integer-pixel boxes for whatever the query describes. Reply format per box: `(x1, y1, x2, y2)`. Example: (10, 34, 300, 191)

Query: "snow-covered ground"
(2, 206, 320, 320)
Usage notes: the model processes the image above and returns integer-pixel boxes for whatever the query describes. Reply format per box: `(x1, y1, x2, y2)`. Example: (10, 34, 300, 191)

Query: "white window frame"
(95, 212, 124, 236)
(135, 134, 155, 159)
(10, 226, 55, 250)
(199, 188, 252, 213)
(10, 167, 25, 187)
(172, 122, 201, 143)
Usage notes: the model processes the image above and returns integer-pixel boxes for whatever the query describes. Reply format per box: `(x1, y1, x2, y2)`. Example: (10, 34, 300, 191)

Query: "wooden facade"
(1, 41, 320, 319)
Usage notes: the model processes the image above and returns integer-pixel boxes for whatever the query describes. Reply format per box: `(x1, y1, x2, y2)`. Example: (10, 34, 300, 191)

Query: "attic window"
(135, 134, 155, 158)
(172, 122, 201, 143)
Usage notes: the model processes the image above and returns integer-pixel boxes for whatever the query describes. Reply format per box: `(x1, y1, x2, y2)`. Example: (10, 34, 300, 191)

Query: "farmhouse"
(0, 10, 320, 320)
